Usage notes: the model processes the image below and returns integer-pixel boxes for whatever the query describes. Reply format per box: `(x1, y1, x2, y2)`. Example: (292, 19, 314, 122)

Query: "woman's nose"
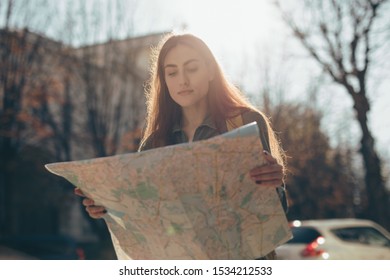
(179, 72, 189, 86)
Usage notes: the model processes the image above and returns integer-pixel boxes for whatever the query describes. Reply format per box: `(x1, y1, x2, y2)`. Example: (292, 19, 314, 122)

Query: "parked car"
(0, 235, 85, 260)
(275, 219, 390, 260)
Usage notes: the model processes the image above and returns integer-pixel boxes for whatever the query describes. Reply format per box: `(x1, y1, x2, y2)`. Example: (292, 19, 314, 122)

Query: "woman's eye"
(187, 67, 198, 73)
(167, 72, 177, 77)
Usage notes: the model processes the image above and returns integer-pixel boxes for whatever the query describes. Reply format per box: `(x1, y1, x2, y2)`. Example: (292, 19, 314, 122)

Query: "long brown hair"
(140, 33, 286, 173)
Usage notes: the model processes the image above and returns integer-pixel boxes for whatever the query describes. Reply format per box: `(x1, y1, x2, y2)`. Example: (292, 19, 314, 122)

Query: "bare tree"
(267, 101, 358, 220)
(0, 1, 149, 258)
(275, 0, 390, 228)
(0, 0, 57, 235)
(0, 0, 86, 237)
(73, 0, 144, 157)
(29, 54, 78, 162)
(236, 41, 359, 221)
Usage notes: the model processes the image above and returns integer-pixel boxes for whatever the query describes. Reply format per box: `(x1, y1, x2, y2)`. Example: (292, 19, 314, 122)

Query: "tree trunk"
(353, 94, 389, 228)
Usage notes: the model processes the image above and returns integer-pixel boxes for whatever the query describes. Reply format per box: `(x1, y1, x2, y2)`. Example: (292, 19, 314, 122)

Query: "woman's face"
(163, 44, 214, 109)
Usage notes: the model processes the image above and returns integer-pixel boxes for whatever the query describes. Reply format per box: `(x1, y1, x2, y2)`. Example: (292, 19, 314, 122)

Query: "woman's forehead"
(164, 44, 203, 66)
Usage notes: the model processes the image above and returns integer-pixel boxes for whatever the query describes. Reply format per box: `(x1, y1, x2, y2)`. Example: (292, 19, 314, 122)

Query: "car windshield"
(331, 226, 390, 247)
(287, 227, 322, 244)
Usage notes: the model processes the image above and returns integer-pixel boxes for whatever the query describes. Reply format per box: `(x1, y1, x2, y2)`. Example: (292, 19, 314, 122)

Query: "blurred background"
(0, 0, 389, 259)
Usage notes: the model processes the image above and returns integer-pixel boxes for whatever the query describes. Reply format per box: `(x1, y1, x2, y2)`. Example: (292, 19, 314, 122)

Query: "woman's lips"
(178, 89, 193, 95)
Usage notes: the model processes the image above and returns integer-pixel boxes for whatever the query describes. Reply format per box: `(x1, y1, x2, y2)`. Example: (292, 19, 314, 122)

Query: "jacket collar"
(172, 114, 217, 133)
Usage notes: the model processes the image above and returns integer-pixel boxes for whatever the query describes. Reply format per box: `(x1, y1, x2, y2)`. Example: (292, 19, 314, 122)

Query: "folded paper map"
(45, 122, 291, 259)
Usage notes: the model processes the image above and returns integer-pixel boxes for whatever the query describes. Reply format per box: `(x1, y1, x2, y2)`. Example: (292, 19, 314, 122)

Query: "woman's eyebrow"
(164, 59, 199, 69)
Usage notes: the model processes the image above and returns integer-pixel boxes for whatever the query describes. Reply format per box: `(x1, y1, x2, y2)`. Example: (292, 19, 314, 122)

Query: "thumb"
(263, 150, 277, 164)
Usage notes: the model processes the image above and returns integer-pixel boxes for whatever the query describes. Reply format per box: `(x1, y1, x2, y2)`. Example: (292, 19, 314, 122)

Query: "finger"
(74, 188, 85, 197)
(89, 211, 107, 219)
(89, 212, 106, 219)
(254, 179, 283, 188)
(86, 205, 106, 214)
(251, 172, 283, 182)
(88, 209, 107, 219)
(86, 206, 107, 219)
(263, 150, 277, 164)
(250, 164, 282, 176)
(82, 198, 95, 207)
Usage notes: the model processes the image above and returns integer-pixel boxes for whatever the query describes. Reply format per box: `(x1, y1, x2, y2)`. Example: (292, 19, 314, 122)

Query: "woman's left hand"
(249, 150, 283, 188)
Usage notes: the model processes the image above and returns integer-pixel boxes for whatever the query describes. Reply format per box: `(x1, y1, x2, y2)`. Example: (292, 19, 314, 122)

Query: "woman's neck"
(182, 102, 208, 126)
(181, 102, 209, 141)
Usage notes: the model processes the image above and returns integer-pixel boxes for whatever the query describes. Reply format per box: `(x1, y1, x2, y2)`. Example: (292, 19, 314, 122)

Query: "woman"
(76, 33, 287, 258)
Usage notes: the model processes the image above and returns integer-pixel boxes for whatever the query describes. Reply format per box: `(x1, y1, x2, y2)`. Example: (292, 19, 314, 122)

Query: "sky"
(132, 0, 390, 155)
(1, 0, 389, 156)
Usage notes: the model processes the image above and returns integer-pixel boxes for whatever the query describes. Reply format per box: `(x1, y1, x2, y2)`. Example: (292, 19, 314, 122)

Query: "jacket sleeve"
(241, 110, 271, 152)
(242, 110, 289, 214)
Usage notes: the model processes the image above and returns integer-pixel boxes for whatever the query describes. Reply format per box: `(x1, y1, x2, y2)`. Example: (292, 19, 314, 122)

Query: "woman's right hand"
(74, 188, 107, 219)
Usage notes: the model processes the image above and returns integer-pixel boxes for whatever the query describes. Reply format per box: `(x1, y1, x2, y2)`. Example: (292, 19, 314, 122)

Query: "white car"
(275, 219, 390, 260)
